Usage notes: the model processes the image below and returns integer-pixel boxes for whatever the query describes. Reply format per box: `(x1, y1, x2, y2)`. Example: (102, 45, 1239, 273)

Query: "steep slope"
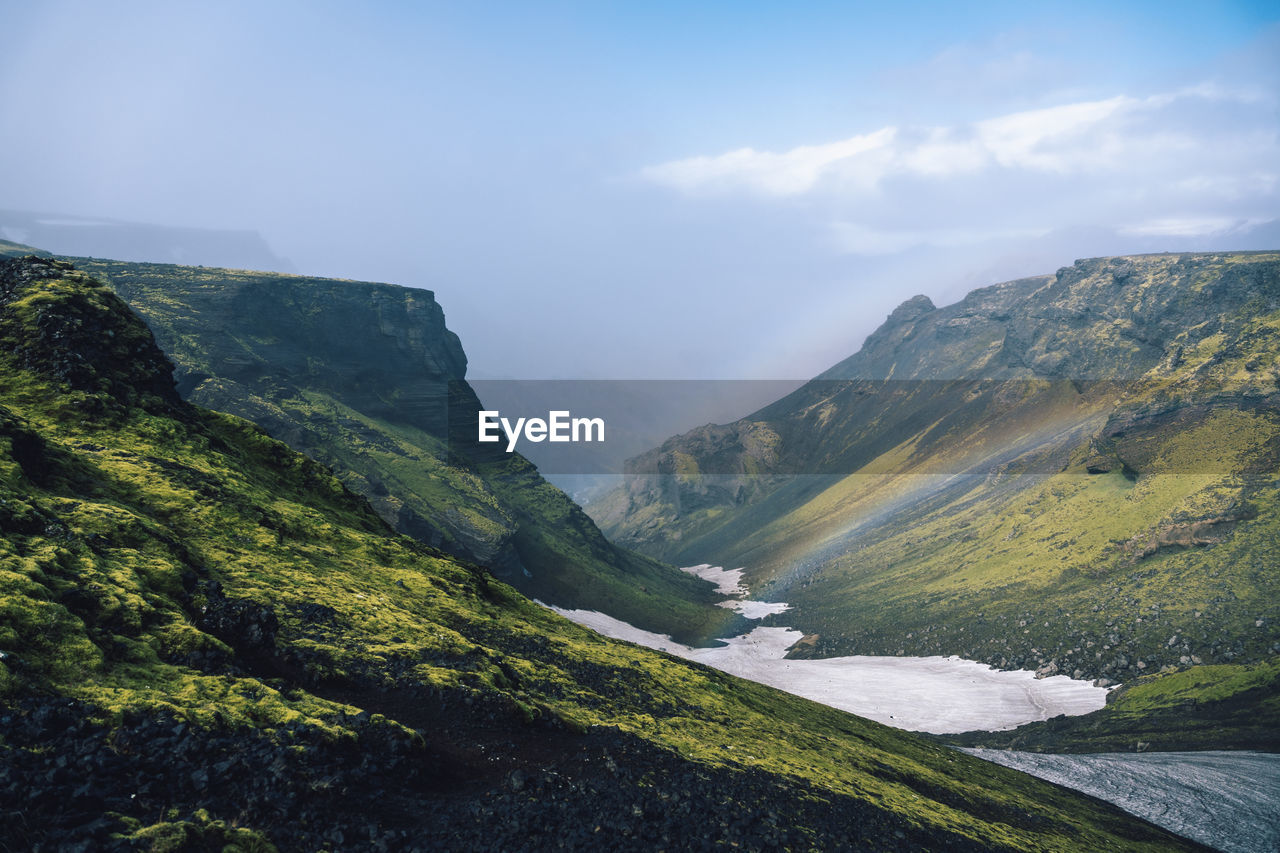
(592, 253, 1280, 704)
(944, 659, 1280, 753)
(0, 254, 1205, 850)
(40, 253, 720, 642)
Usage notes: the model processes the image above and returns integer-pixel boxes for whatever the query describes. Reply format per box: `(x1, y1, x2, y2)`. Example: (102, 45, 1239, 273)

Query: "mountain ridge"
(590, 252, 1280, 713)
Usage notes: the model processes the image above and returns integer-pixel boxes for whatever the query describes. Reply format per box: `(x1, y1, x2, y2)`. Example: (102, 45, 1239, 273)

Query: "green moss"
(1115, 659, 1280, 711)
(945, 659, 1280, 753)
(115, 808, 279, 852)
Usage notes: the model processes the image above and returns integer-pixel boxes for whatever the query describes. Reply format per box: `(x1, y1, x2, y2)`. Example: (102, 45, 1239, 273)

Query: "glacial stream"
(547, 564, 1280, 852)
(964, 749, 1280, 853)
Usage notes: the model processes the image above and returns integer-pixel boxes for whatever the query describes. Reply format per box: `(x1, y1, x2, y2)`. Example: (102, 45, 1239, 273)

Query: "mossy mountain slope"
(45, 253, 719, 642)
(943, 658, 1280, 754)
(0, 255, 1204, 850)
(592, 253, 1280, 714)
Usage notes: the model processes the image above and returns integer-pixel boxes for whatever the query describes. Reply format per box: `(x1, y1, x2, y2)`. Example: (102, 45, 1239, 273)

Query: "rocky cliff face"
(180, 277, 468, 428)
(816, 253, 1276, 381)
(590, 252, 1280, 685)
(102, 266, 498, 558)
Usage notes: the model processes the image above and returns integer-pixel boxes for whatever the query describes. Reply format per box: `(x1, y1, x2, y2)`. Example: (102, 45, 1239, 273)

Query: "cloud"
(640, 85, 1278, 257)
(639, 127, 897, 196)
(1118, 216, 1274, 238)
(828, 223, 1051, 255)
(971, 96, 1135, 172)
(641, 87, 1274, 194)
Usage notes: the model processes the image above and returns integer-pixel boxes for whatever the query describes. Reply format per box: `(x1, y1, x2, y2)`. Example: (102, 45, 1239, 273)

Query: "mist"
(3, 1, 1277, 380)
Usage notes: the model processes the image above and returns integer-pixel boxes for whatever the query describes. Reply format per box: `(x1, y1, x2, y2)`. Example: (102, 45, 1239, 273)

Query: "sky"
(2, 0, 1278, 379)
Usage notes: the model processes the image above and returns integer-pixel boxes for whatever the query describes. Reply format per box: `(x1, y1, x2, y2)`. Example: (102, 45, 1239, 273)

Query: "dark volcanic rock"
(196, 581, 279, 653)
(0, 695, 1017, 853)
(0, 256, 181, 411)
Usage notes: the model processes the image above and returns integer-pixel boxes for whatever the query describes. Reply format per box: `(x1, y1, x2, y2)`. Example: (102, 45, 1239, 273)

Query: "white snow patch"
(545, 607, 1108, 734)
(681, 564, 787, 618)
(719, 599, 791, 618)
(680, 563, 746, 596)
(547, 605, 692, 655)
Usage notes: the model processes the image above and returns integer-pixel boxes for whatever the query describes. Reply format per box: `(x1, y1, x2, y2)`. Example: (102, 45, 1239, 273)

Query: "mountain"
(0, 253, 1206, 850)
(943, 658, 1280, 753)
(17, 251, 722, 643)
(0, 208, 293, 272)
(591, 253, 1280, 735)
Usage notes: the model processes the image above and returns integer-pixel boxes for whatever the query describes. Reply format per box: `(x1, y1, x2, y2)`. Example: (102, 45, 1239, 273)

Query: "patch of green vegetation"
(777, 403, 1277, 671)
(0, 240, 49, 258)
(0, 256, 1200, 850)
(116, 808, 278, 853)
(1116, 659, 1280, 711)
(944, 659, 1280, 753)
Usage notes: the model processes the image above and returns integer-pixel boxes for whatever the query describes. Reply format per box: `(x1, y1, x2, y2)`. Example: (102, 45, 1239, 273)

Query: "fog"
(3, 1, 1277, 380)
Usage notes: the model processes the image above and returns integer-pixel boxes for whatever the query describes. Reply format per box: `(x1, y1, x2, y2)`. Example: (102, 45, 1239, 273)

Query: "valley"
(7, 4, 1277, 851)
(593, 253, 1280, 697)
(1, 247, 1274, 851)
